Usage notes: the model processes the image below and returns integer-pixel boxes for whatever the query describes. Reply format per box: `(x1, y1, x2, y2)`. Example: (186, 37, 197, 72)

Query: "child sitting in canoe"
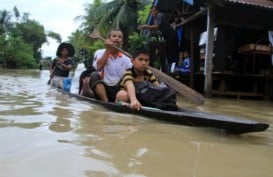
(116, 47, 177, 111)
(78, 58, 96, 96)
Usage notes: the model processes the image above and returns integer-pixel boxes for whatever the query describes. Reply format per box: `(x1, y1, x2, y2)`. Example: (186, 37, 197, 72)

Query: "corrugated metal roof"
(225, 0, 273, 9)
(153, 0, 273, 13)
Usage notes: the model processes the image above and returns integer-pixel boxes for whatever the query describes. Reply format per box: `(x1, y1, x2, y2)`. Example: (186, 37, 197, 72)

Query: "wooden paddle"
(47, 61, 57, 85)
(89, 29, 205, 105)
(89, 29, 133, 58)
(47, 71, 54, 85)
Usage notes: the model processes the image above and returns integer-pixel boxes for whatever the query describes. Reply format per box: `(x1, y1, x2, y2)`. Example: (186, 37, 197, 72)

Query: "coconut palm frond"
(0, 10, 14, 34)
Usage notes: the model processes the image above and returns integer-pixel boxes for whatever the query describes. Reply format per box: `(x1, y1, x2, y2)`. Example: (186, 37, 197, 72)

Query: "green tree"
(47, 31, 62, 43)
(69, 0, 106, 63)
(79, 0, 150, 48)
(126, 4, 152, 53)
(137, 3, 152, 24)
(96, 0, 141, 48)
(13, 6, 20, 21)
(81, 0, 106, 34)
(4, 36, 34, 68)
(128, 32, 147, 54)
(0, 9, 14, 68)
(69, 0, 151, 63)
(14, 18, 46, 62)
(0, 35, 6, 67)
(0, 10, 13, 35)
(1, 7, 61, 69)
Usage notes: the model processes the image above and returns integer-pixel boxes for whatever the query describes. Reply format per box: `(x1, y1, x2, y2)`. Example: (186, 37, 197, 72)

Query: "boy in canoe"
(116, 47, 177, 111)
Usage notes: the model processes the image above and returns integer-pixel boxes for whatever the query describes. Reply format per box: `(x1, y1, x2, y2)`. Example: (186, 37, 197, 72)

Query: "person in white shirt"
(87, 28, 132, 102)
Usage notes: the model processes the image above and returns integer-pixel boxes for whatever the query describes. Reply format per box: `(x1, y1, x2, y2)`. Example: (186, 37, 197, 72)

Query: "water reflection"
(0, 69, 272, 177)
(49, 117, 72, 132)
(0, 117, 42, 129)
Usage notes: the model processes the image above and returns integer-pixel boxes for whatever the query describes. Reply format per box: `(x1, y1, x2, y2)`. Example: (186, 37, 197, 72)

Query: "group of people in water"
(49, 5, 189, 111)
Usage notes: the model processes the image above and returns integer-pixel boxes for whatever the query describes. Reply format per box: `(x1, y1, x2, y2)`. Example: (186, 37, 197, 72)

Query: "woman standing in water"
(49, 42, 75, 90)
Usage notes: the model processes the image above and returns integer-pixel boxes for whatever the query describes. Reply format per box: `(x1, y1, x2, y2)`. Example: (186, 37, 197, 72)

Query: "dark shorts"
(89, 71, 120, 102)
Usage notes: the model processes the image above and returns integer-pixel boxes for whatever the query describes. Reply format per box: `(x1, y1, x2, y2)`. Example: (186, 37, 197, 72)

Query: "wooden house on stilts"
(148, 0, 273, 100)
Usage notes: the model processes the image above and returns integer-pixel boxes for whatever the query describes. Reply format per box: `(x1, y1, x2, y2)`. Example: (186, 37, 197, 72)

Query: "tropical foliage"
(0, 8, 61, 69)
(3, 36, 34, 68)
(0, 10, 13, 35)
(13, 17, 47, 63)
(69, 0, 152, 61)
(0, 0, 153, 69)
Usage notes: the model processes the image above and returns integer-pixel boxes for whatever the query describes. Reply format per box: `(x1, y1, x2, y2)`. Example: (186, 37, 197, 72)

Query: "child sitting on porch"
(173, 51, 190, 79)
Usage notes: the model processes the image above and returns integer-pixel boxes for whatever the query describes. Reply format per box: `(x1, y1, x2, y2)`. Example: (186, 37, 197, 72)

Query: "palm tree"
(78, 0, 105, 34)
(81, 0, 150, 48)
(0, 10, 13, 35)
(47, 31, 62, 43)
(0, 10, 14, 68)
(13, 6, 20, 21)
(98, 0, 141, 48)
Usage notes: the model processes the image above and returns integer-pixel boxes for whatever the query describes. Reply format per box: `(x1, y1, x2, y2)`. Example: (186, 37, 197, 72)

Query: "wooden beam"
(174, 7, 207, 28)
(190, 28, 195, 88)
(207, 0, 225, 7)
(204, 7, 215, 97)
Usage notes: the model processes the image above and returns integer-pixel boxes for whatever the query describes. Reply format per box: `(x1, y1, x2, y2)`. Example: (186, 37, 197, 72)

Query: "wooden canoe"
(58, 89, 269, 134)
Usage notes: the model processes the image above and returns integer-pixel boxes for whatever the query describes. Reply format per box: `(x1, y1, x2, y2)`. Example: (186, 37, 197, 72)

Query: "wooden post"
(190, 28, 195, 88)
(204, 7, 215, 97)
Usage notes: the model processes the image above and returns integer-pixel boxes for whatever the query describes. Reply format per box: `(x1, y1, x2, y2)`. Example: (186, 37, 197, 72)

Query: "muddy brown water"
(0, 69, 272, 177)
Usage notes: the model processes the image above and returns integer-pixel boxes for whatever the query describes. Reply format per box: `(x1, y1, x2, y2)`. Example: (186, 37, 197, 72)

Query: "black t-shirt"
(52, 58, 73, 77)
(153, 12, 175, 40)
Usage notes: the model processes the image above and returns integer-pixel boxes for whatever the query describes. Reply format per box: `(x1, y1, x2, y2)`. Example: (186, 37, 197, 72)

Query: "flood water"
(0, 69, 272, 177)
